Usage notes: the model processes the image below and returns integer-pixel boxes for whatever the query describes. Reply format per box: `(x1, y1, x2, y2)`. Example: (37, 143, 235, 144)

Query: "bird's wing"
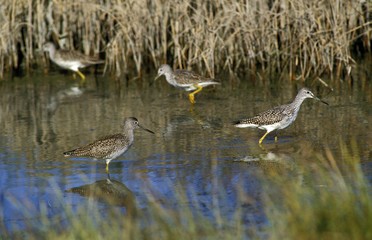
(174, 69, 214, 84)
(68, 134, 128, 159)
(249, 105, 289, 126)
(57, 50, 104, 66)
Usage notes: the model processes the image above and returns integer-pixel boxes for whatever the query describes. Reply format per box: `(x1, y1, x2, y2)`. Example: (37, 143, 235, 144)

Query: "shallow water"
(0, 64, 371, 234)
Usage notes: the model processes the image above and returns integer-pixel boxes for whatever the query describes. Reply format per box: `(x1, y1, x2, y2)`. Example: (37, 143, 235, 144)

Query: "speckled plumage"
(234, 104, 297, 127)
(43, 42, 104, 80)
(156, 64, 220, 103)
(63, 117, 154, 172)
(234, 88, 328, 144)
(63, 134, 132, 160)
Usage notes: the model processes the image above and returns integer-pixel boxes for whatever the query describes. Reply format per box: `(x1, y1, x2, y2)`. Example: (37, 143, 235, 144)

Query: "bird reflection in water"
(47, 84, 84, 114)
(65, 173, 137, 217)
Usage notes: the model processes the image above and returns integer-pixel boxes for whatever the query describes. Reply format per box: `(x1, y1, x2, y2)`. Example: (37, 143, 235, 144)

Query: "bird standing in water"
(155, 64, 220, 104)
(233, 88, 328, 145)
(43, 42, 104, 81)
(63, 117, 154, 173)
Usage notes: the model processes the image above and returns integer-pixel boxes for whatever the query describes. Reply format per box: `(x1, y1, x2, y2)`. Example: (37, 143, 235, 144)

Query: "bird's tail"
(93, 60, 105, 65)
(232, 119, 256, 128)
(63, 150, 75, 157)
(89, 58, 105, 65)
(232, 120, 245, 128)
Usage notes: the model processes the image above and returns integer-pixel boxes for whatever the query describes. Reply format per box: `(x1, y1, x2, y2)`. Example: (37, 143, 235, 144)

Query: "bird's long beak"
(315, 97, 329, 105)
(139, 124, 155, 134)
(150, 74, 161, 87)
(154, 74, 161, 81)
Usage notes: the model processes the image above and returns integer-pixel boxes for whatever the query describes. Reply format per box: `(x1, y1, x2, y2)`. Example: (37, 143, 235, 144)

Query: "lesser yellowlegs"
(233, 88, 328, 145)
(43, 42, 104, 81)
(155, 64, 220, 104)
(63, 117, 154, 172)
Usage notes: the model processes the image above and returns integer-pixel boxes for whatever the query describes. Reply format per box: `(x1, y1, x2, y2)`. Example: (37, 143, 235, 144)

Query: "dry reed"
(0, 0, 370, 80)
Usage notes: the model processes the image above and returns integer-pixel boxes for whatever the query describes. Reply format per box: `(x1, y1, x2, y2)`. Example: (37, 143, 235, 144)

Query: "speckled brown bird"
(43, 42, 104, 81)
(155, 64, 220, 104)
(233, 88, 328, 145)
(63, 117, 154, 172)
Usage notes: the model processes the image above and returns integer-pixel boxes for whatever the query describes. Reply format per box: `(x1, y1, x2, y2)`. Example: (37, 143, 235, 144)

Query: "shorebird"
(63, 117, 154, 172)
(43, 42, 104, 81)
(233, 88, 328, 145)
(155, 64, 220, 104)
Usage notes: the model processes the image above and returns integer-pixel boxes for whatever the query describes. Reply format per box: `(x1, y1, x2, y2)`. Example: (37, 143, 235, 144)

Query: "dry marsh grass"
(0, 0, 370, 79)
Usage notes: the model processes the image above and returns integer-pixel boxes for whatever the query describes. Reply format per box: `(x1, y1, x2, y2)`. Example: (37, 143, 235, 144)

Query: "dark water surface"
(0, 65, 371, 233)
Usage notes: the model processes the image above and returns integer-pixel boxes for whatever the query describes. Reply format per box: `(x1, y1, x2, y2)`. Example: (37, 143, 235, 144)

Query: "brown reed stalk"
(0, 0, 370, 80)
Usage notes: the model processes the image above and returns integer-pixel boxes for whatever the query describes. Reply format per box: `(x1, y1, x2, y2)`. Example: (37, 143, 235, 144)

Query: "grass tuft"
(263, 141, 372, 240)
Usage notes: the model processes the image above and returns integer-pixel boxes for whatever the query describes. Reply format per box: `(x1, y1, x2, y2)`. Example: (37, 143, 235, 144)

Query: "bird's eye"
(134, 121, 138, 125)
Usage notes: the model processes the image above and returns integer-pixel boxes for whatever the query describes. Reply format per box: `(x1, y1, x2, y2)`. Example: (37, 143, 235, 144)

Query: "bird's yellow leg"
(188, 85, 203, 104)
(259, 131, 270, 145)
(105, 163, 109, 173)
(76, 70, 86, 81)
